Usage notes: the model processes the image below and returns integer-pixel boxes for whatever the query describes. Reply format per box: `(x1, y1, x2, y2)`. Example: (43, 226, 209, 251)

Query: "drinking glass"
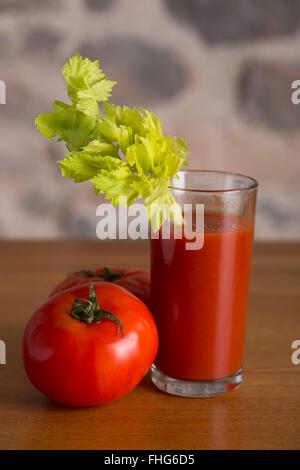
(151, 170, 258, 397)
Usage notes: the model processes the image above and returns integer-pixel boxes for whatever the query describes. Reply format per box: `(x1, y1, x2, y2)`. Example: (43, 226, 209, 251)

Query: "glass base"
(151, 365, 243, 398)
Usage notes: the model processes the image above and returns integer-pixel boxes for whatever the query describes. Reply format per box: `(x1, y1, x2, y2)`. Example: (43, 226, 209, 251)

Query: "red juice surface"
(151, 213, 254, 381)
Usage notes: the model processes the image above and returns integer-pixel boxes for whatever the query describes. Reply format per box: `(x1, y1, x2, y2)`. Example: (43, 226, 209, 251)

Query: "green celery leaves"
(35, 53, 189, 231)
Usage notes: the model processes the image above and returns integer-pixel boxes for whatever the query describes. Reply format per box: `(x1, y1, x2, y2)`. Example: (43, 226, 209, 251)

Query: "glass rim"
(170, 170, 259, 194)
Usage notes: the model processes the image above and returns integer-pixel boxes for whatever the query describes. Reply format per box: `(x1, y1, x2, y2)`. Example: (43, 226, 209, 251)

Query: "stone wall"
(0, 0, 300, 239)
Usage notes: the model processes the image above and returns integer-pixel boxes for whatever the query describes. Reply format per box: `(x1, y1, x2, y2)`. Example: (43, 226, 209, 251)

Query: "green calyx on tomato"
(71, 283, 124, 336)
(76, 266, 122, 282)
(101, 266, 122, 282)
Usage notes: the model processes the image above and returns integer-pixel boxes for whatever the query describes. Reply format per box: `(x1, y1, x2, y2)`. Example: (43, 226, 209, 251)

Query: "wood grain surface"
(0, 240, 299, 450)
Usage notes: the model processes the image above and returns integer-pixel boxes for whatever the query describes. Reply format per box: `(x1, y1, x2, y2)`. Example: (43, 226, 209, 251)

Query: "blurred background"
(0, 0, 300, 239)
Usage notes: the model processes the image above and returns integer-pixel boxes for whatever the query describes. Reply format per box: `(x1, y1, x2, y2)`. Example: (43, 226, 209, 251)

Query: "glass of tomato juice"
(151, 170, 258, 397)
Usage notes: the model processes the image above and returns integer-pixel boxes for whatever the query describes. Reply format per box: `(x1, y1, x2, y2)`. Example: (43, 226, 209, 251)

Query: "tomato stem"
(70, 283, 124, 336)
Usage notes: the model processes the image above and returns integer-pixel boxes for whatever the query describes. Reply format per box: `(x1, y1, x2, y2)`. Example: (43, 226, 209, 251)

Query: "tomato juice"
(151, 213, 254, 381)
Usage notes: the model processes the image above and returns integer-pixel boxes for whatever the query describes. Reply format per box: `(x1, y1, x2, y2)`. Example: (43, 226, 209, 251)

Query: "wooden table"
(0, 241, 299, 450)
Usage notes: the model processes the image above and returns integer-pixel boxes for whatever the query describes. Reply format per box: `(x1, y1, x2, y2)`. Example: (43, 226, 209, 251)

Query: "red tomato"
(50, 267, 150, 307)
(23, 282, 158, 407)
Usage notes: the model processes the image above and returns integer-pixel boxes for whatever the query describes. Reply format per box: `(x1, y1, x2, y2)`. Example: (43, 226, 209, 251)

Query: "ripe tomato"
(50, 266, 150, 307)
(23, 282, 158, 407)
